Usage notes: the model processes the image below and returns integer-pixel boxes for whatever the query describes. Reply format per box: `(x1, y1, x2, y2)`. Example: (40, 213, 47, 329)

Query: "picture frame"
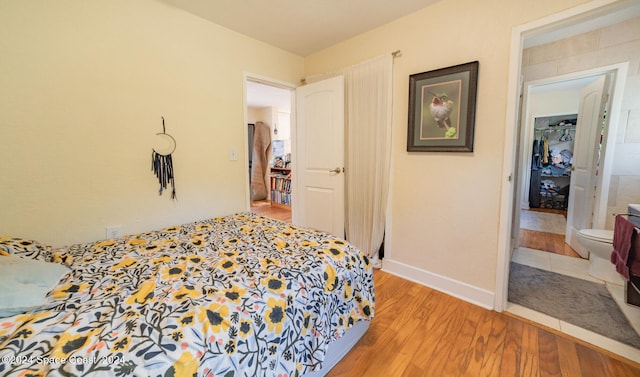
(407, 61, 479, 152)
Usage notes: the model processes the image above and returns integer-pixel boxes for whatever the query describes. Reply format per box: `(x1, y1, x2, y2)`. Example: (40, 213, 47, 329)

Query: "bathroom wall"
(522, 15, 640, 229)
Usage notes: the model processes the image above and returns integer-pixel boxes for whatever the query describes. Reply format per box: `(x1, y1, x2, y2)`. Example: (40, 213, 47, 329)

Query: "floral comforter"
(0, 213, 375, 376)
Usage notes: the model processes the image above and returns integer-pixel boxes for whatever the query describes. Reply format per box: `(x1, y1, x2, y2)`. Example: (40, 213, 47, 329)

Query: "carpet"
(509, 262, 640, 349)
(520, 210, 566, 235)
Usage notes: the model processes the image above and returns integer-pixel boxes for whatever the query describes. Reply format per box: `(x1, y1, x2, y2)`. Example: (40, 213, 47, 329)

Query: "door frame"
(242, 72, 297, 212)
(519, 76, 597, 213)
(494, 0, 630, 311)
(518, 69, 622, 259)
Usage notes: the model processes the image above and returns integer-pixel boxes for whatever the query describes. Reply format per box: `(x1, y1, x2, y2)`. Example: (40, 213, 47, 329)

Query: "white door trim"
(494, 0, 627, 312)
(519, 64, 628, 227)
(593, 63, 628, 229)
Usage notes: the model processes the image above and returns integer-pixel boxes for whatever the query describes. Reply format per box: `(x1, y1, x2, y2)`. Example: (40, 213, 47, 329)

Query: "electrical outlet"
(105, 225, 122, 239)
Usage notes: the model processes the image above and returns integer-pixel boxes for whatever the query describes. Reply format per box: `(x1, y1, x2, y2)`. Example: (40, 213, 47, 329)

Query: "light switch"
(229, 147, 238, 161)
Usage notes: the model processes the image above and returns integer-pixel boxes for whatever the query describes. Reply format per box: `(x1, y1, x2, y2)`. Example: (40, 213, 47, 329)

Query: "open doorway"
(509, 66, 638, 356)
(496, 1, 640, 357)
(517, 74, 610, 260)
(245, 77, 294, 223)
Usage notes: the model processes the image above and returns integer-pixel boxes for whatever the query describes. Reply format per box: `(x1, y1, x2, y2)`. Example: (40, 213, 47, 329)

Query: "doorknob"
(328, 167, 342, 174)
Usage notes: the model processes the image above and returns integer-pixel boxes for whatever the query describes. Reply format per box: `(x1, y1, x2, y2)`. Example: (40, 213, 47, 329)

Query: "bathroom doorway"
(509, 67, 638, 356)
(495, 0, 640, 357)
(517, 74, 612, 260)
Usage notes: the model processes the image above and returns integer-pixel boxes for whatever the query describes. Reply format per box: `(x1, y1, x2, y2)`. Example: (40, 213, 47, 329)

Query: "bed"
(0, 212, 374, 376)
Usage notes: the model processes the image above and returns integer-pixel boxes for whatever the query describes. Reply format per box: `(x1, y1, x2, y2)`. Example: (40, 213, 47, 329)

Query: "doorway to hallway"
(244, 76, 294, 223)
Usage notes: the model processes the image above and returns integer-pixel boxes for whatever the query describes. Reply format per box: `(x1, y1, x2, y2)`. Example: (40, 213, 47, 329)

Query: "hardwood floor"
(250, 200, 291, 222)
(519, 228, 582, 258)
(519, 208, 583, 259)
(251, 205, 635, 374)
(328, 270, 640, 376)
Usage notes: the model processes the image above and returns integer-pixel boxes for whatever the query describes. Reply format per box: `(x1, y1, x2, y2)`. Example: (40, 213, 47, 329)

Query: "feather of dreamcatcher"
(152, 117, 177, 199)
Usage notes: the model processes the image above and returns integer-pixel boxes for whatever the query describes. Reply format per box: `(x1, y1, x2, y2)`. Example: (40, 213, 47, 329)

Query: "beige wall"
(0, 0, 303, 246)
(4, 0, 627, 306)
(522, 15, 640, 229)
(304, 0, 590, 299)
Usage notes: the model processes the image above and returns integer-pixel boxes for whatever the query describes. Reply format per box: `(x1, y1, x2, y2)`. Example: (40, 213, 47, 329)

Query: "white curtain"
(306, 54, 393, 266)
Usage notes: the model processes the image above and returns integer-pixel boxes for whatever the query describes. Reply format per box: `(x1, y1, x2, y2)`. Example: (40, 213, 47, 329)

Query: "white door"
(565, 76, 607, 257)
(294, 76, 345, 237)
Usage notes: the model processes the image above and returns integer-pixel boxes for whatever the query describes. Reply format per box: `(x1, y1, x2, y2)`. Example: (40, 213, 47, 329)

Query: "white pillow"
(0, 255, 70, 317)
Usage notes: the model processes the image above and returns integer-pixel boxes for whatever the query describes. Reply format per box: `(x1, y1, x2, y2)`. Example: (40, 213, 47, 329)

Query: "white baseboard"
(382, 258, 495, 310)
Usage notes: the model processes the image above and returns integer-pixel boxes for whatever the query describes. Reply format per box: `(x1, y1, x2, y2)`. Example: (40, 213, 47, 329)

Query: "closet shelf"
(530, 114, 576, 212)
(534, 124, 576, 131)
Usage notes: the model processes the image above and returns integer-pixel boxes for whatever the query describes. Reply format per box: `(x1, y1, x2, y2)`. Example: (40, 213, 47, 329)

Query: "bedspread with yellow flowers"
(0, 213, 374, 377)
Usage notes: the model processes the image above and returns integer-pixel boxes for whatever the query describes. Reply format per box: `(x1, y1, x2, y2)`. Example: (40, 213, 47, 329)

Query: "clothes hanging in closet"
(529, 139, 542, 208)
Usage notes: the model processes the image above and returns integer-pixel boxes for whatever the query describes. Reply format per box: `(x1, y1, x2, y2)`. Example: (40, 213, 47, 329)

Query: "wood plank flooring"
(327, 270, 640, 377)
(250, 200, 291, 222)
(519, 208, 583, 259)
(251, 204, 637, 374)
(519, 228, 582, 258)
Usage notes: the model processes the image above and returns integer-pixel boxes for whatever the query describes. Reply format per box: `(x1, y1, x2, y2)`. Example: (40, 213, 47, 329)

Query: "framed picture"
(407, 61, 479, 152)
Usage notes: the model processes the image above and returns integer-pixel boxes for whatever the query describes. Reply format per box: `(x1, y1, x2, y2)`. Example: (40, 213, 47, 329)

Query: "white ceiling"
(530, 75, 599, 94)
(157, 0, 640, 109)
(159, 0, 640, 55)
(158, 0, 442, 56)
(246, 81, 291, 112)
(523, 1, 640, 48)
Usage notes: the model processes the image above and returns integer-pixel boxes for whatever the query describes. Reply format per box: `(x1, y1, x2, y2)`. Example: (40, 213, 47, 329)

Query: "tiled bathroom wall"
(522, 16, 640, 229)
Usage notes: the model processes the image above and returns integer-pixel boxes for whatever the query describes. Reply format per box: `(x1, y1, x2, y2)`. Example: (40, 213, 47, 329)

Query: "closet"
(529, 114, 577, 211)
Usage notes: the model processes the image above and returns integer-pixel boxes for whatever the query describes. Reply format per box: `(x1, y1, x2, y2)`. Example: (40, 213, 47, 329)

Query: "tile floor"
(509, 247, 640, 363)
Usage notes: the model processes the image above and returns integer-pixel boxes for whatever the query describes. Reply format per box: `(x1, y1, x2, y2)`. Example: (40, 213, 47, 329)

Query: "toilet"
(577, 228, 624, 284)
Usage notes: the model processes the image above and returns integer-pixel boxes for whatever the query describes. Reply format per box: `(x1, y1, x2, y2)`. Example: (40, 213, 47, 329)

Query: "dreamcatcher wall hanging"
(151, 117, 177, 199)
